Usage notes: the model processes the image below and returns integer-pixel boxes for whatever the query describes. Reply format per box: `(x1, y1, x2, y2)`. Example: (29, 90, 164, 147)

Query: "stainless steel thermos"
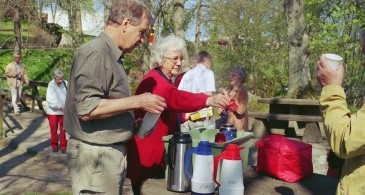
(167, 132, 192, 192)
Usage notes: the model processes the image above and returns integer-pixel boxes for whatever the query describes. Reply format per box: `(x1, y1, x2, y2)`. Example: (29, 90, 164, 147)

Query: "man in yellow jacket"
(317, 52, 365, 194)
(5, 52, 29, 116)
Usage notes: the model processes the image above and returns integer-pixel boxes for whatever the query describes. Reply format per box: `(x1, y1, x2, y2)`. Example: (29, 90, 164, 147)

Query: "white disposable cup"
(324, 53, 343, 70)
(137, 112, 160, 138)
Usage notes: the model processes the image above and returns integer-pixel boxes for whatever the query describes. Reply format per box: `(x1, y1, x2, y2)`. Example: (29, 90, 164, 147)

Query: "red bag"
(255, 135, 313, 182)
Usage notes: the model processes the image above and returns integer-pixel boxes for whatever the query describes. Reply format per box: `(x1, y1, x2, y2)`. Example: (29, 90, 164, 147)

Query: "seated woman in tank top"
(218, 66, 249, 131)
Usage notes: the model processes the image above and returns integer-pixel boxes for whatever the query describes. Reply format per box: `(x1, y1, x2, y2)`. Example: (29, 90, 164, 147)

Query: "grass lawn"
(0, 21, 32, 30)
(0, 21, 40, 42)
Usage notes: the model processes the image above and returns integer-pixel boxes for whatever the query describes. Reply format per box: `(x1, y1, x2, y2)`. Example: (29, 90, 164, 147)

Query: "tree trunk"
(69, 1, 83, 47)
(173, 0, 185, 38)
(14, 2, 22, 54)
(194, 0, 202, 53)
(173, 0, 189, 70)
(37, 0, 43, 21)
(74, 1, 83, 47)
(50, 2, 58, 23)
(284, 0, 311, 98)
(61, 0, 83, 48)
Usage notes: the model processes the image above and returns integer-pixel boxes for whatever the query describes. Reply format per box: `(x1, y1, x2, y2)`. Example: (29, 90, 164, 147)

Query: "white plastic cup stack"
(324, 53, 343, 70)
(137, 112, 160, 138)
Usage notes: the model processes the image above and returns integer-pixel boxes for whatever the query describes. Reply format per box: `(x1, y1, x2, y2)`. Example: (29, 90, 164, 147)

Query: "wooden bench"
(249, 112, 322, 122)
(249, 98, 324, 143)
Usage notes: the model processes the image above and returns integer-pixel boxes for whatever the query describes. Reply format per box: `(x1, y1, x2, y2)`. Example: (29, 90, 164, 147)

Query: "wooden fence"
(0, 76, 48, 137)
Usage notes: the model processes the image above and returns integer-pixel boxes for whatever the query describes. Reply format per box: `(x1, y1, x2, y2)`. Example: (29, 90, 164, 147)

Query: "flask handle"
(213, 151, 226, 187)
(167, 136, 175, 169)
(184, 147, 197, 179)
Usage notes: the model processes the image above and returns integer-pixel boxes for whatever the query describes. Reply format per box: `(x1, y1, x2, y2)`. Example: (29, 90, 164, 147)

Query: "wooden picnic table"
(249, 98, 324, 143)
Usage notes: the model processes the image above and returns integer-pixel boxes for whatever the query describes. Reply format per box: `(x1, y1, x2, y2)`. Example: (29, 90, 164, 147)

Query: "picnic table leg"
(251, 119, 269, 138)
(302, 122, 323, 143)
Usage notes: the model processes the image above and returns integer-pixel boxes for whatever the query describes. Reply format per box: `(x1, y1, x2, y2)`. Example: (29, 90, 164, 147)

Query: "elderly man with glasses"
(5, 52, 29, 116)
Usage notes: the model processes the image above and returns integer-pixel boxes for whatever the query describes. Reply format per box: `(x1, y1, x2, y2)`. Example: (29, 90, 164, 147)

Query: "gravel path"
(0, 145, 71, 194)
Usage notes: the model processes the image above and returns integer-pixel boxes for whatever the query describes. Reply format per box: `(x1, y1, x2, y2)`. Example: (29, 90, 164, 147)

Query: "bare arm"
(234, 87, 249, 116)
(205, 92, 230, 109)
(80, 92, 166, 121)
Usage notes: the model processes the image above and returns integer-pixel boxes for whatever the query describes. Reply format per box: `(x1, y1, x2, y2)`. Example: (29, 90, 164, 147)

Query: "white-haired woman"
(46, 68, 68, 153)
(126, 34, 229, 194)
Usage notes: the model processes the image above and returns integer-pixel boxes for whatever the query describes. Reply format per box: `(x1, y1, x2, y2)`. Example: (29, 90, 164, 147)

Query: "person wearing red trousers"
(46, 68, 68, 153)
(126, 34, 230, 195)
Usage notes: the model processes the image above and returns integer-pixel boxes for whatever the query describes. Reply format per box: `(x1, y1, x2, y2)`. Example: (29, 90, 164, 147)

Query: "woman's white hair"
(150, 34, 186, 67)
(53, 68, 64, 79)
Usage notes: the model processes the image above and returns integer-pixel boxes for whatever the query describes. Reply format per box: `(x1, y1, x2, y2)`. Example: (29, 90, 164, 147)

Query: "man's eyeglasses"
(165, 56, 184, 64)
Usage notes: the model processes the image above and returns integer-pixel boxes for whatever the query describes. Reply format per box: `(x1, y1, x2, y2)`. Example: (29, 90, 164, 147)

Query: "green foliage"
(1, 0, 364, 109)
(202, 0, 288, 98)
(305, 0, 365, 107)
(348, 105, 359, 114)
(0, 21, 35, 42)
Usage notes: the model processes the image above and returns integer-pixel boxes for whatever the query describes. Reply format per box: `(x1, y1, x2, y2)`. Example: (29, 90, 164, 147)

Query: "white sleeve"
(205, 70, 216, 92)
(177, 76, 185, 90)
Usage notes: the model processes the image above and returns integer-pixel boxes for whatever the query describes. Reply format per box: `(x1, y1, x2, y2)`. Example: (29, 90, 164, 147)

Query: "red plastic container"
(256, 135, 313, 182)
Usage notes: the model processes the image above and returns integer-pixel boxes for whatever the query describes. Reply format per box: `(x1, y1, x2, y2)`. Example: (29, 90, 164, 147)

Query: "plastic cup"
(137, 112, 160, 138)
(324, 53, 343, 70)
(215, 132, 226, 143)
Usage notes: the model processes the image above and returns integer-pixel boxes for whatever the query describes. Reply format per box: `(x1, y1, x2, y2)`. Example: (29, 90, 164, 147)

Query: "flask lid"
(196, 141, 212, 155)
(224, 144, 242, 160)
(173, 132, 192, 144)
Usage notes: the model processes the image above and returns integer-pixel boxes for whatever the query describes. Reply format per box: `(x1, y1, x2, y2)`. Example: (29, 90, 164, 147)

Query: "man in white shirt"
(178, 51, 216, 95)
(178, 51, 216, 123)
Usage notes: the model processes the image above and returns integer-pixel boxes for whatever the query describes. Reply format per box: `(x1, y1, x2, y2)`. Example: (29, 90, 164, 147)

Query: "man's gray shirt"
(64, 32, 134, 145)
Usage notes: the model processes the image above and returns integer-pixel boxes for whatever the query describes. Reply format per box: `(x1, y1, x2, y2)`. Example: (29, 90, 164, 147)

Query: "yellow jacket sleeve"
(320, 85, 365, 159)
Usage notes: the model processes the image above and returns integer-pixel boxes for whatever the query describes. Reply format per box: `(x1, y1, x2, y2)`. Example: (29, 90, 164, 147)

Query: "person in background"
(174, 55, 197, 87)
(174, 55, 198, 123)
(64, 0, 166, 194)
(316, 28, 365, 194)
(178, 51, 216, 123)
(5, 52, 29, 116)
(46, 68, 68, 154)
(178, 51, 216, 95)
(126, 34, 230, 195)
(218, 66, 249, 131)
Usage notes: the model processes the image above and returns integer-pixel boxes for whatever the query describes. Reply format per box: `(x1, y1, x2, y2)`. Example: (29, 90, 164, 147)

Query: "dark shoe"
(132, 183, 142, 195)
(52, 148, 59, 152)
(61, 150, 66, 154)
